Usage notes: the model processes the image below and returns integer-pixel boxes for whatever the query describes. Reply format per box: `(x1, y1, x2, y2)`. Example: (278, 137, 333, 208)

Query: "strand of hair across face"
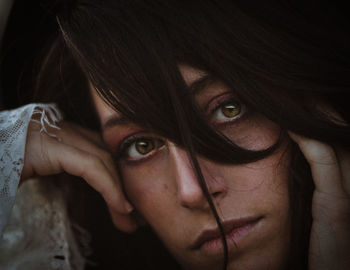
(187, 150, 228, 270)
(165, 65, 229, 270)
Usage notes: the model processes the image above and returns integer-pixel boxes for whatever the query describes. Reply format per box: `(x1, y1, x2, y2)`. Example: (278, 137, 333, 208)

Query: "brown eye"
(214, 101, 242, 120)
(221, 102, 241, 118)
(125, 137, 164, 160)
(135, 139, 155, 155)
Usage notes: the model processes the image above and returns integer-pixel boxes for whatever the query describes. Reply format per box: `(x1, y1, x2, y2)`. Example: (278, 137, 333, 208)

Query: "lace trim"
(0, 103, 63, 235)
(30, 105, 62, 141)
(0, 104, 86, 269)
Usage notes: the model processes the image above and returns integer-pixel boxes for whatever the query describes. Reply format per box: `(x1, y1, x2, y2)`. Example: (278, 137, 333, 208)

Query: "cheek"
(222, 113, 281, 151)
(206, 142, 290, 195)
(121, 164, 189, 253)
(121, 160, 178, 229)
(123, 172, 167, 215)
(225, 156, 290, 211)
(214, 113, 290, 208)
(213, 149, 291, 268)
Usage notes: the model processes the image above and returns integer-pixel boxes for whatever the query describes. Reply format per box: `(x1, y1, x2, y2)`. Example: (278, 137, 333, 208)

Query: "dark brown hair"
(3, 0, 350, 269)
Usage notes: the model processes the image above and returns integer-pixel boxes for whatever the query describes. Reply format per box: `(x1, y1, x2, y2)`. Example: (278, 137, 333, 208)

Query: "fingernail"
(125, 201, 134, 213)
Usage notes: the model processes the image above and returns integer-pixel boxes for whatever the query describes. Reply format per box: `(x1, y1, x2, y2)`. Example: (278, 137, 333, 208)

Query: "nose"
(168, 143, 227, 209)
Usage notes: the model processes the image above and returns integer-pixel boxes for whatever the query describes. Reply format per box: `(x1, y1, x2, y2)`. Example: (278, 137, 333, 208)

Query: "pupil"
(136, 139, 154, 154)
(222, 102, 240, 117)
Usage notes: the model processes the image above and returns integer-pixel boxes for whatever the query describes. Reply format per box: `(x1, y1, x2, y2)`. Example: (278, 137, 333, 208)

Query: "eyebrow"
(189, 74, 214, 96)
(103, 115, 130, 131)
(102, 74, 214, 131)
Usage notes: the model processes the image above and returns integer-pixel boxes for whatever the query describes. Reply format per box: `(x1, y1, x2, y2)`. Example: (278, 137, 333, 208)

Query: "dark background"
(1, 0, 350, 110)
(0, 1, 349, 269)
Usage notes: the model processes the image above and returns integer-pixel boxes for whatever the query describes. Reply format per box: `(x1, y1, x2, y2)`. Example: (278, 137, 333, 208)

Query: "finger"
(64, 124, 140, 231)
(40, 120, 103, 148)
(288, 132, 345, 196)
(55, 123, 134, 210)
(37, 138, 134, 222)
(58, 124, 118, 180)
(334, 146, 350, 196)
(66, 122, 105, 148)
(107, 204, 138, 233)
(26, 122, 136, 232)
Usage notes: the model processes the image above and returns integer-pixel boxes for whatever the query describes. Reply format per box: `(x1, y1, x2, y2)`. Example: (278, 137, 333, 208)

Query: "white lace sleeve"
(0, 103, 63, 235)
(0, 104, 87, 270)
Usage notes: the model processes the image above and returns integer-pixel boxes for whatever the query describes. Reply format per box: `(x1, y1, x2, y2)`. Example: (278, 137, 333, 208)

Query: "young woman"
(1, 0, 350, 269)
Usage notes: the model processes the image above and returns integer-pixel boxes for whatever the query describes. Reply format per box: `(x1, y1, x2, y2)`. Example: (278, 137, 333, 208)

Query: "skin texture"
(288, 133, 350, 270)
(22, 65, 350, 269)
(93, 65, 292, 270)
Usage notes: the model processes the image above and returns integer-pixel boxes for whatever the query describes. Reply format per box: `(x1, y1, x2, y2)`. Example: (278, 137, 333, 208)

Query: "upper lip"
(190, 216, 261, 250)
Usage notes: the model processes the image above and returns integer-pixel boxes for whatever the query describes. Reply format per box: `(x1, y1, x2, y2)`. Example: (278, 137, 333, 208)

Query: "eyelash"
(208, 93, 246, 126)
(116, 93, 246, 163)
(115, 134, 165, 162)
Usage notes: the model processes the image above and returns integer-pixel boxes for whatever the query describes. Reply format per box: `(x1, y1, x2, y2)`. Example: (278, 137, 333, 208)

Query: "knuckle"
(304, 141, 337, 165)
(86, 154, 104, 170)
(79, 154, 101, 179)
(96, 150, 115, 168)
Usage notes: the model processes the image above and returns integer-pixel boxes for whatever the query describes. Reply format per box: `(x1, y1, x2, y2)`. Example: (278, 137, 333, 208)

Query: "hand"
(289, 132, 350, 270)
(22, 120, 137, 233)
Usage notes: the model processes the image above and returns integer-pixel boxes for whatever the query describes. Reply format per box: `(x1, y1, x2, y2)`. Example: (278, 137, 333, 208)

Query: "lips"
(191, 216, 262, 252)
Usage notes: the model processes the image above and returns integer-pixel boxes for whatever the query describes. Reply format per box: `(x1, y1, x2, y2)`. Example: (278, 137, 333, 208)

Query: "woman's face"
(92, 65, 291, 270)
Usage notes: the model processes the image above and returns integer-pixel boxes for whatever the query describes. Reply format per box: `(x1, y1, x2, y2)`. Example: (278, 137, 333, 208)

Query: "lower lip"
(200, 219, 260, 255)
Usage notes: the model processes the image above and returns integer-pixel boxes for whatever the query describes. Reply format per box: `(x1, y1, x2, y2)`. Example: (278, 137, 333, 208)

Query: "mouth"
(191, 216, 262, 255)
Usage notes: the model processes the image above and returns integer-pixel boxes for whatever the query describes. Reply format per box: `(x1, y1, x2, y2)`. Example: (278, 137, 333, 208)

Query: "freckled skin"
(92, 65, 292, 270)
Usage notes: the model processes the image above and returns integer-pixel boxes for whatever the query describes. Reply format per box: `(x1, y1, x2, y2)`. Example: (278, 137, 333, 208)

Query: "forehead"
(90, 86, 116, 126)
(178, 64, 207, 85)
(91, 65, 208, 126)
